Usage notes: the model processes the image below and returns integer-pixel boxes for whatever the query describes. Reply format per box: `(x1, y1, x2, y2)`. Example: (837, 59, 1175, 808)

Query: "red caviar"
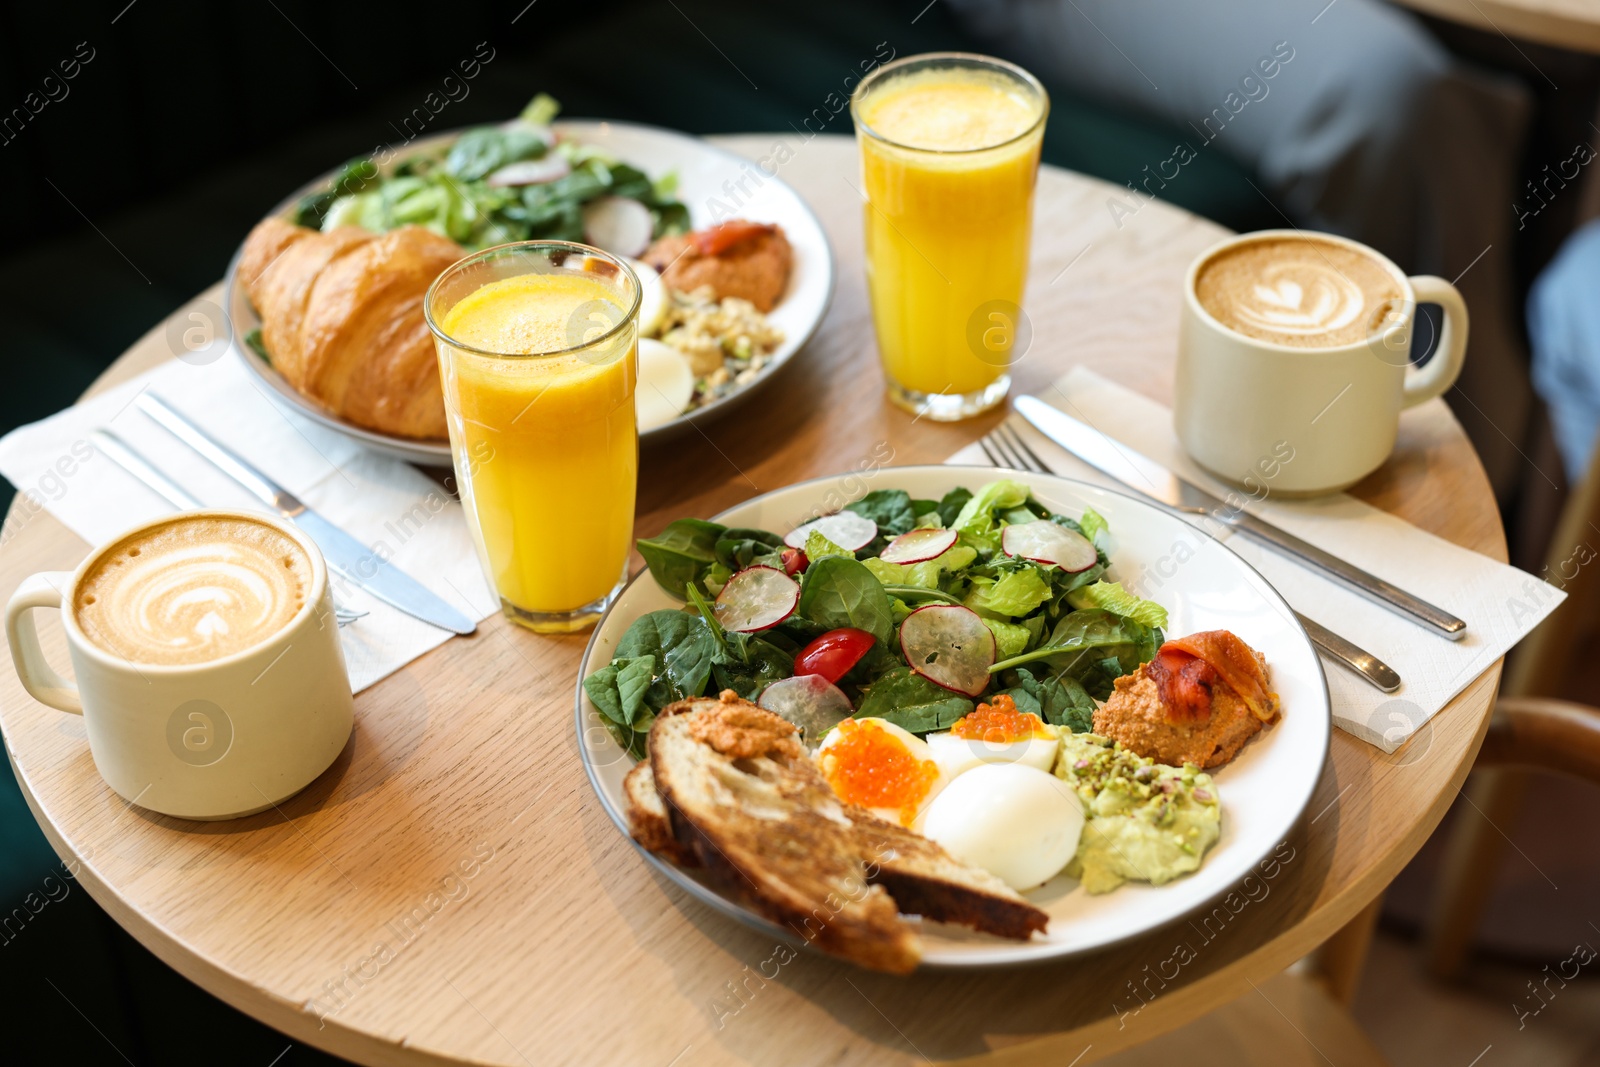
(951, 694, 1049, 744)
(819, 719, 938, 825)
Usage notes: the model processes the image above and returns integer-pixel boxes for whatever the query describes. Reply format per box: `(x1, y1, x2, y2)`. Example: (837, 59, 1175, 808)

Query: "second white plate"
(223, 120, 835, 466)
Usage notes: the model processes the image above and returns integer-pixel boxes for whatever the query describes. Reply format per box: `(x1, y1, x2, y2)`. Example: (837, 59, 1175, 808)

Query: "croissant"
(237, 218, 464, 440)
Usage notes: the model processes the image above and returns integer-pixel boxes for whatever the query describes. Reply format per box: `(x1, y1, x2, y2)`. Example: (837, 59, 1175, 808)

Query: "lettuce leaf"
(964, 566, 1052, 618)
(803, 529, 854, 563)
(862, 545, 977, 590)
(951, 479, 1031, 551)
(1078, 507, 1109, 549)
(983, 617, 1032, 659)
(1066, 581, 1169, 629)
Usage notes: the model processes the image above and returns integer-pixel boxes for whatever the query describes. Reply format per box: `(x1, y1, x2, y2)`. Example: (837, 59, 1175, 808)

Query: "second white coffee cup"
(1175, 229, 1469, 495)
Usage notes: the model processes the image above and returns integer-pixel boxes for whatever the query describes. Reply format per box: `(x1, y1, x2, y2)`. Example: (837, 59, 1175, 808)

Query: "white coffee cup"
(4, 510, 354, 820)
(1175, 229, 1469, 495)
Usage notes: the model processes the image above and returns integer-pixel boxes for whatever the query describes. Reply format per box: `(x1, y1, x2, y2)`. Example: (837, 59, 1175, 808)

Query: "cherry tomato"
(794, 628, 876, 683)
(780, 547, 809, 576)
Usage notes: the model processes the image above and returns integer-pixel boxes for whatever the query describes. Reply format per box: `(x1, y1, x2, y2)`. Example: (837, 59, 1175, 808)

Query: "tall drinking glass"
(425, 242, 640, 633)
(852, 52, 1048, 420)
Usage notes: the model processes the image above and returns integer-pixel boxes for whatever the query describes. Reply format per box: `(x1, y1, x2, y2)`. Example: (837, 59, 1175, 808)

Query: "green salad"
(585, 480, 1170, 759)
(289, 94, 689, 251)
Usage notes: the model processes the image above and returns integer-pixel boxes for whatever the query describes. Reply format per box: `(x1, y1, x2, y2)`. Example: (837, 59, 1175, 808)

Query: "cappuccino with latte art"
(74, 515, 311, 666)
(1195, 236, 1403, 349)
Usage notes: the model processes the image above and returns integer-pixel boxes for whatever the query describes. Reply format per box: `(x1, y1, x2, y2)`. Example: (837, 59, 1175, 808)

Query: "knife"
(135, 395, 476, 635)
(1014, 395, 1466, 640)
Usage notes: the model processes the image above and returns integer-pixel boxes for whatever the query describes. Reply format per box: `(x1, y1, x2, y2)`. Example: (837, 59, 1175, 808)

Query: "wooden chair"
(1423, 429, 1600, 977)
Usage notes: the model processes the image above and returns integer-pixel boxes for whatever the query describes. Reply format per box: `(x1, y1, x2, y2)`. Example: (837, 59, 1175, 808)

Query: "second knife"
(136, 395, 477, 636)
(1015, 395, 1466, 640)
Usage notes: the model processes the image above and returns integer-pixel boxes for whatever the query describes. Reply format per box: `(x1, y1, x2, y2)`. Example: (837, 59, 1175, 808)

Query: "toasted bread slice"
(647, 690, 1048, 972)
(848, 814, 1049, 941)
(623, 761, 697, 867)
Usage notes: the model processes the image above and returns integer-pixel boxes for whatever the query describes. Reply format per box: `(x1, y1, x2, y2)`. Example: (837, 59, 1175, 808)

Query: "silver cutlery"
(90, 430, 369, 629)
(132, 396, 476, 635)
(979, 418, 1403, 693)
(1013, 395, 1466, 640)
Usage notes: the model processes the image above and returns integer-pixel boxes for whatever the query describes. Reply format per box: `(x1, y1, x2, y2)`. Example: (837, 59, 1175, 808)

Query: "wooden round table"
(0, 134, 1504, 1066)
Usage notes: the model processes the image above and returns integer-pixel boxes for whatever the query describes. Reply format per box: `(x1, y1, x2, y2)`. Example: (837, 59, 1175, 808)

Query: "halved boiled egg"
(926, 694, 1061, 779)
(635, 338, 694, 431)
(626, 257, 667, 336)
(921, 763, 1084, 890)
(816, 717, 949, 827)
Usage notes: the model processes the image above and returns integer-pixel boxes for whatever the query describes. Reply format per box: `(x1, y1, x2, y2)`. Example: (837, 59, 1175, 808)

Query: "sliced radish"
(713, 565, 799, 632)
(899, 604, 996, 697)
(759, 674, 853, 747)
(486, 156, 570, 187)
(1001, 520, 1098, 572)
(783, 512, 877, 551)
(880, 527, 958, 564)
(582, 196, 654, 257)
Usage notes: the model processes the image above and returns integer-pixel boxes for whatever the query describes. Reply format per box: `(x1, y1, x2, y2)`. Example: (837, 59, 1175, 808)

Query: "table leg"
(1310, 894, 1385, 1005)
(1423, 768, 1531, 979)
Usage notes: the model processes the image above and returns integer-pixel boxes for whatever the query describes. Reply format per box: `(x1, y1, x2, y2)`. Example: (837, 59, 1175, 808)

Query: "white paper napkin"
(0, 354, 498, 693)
(948, 367, 1564, 750)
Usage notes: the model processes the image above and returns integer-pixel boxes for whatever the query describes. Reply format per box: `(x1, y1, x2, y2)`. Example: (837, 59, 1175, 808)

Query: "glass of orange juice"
(852, 53, 1048, 420)
(425, 242, 640, 633)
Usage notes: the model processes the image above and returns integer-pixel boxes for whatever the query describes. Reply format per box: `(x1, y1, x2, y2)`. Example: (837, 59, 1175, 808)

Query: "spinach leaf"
(583, 654, 655, 726)
(1000, 666, 1097, 733)
(797, 556, 894, 643)
(846, 489, 917, 538)
(583, 655, 658, 758)
(714, 527, 785, 572)
(614, 610, 717, 709)
(682, 584, 795, 701)
(637, 518, 726, 597)
(936, 487, 973, 528)
(446, 126, 548, 181)
(988, 608, 1155, 675)
(855, 667, 975, 734)
(713, 633, 794, 699)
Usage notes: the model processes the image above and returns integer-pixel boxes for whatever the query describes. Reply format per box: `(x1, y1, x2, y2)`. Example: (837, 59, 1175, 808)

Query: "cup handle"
(5, 572, 81, 715)
(1401, 276, 1470, 409)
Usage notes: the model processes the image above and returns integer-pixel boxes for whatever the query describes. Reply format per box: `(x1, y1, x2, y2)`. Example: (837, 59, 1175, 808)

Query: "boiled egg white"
(920, 763, 1084, 890)
(626, 257, 667, 336)
(816, 717, 951, 827)
(926, 728, 1060, 779)
(635, 338, 694, 431)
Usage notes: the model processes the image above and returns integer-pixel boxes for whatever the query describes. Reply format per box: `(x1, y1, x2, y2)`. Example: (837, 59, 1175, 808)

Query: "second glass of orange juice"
(852, 53, 1048, 420)
(425, 242, 640, 633)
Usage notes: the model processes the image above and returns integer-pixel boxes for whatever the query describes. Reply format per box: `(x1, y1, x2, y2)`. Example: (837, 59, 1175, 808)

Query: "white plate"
(575, 465, 1331, 968)
(223, 120, 835, 466)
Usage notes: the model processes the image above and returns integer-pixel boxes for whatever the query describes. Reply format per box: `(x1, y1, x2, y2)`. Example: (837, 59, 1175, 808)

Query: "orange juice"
(854, 57, 1046, 417)
(434, 267, 638, 629)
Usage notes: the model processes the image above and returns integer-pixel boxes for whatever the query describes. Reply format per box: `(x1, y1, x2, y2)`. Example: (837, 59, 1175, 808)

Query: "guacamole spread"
(1054, 733, 1221, 894)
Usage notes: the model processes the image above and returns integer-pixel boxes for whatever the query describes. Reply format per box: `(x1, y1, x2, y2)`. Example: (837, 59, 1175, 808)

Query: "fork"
(978, 418, 1402, 693)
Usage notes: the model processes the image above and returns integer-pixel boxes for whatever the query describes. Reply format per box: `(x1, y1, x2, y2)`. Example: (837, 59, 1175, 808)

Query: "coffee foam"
(1195, 238, 1403, 348)
(74, 516, 311, 666)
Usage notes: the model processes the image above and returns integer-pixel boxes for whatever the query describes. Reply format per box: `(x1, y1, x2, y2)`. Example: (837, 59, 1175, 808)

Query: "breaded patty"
(643, 224, 793, 312)
(1092, 669, 1263, 769)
